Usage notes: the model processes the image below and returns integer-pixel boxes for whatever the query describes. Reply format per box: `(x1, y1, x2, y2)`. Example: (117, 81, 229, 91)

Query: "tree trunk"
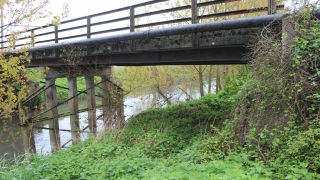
(225, 66, 229, 76)
(208, 65, 213, 94)
(199, 66, 204, 97)
(156, 85, 171, 105)
(216, 65, 221, 94)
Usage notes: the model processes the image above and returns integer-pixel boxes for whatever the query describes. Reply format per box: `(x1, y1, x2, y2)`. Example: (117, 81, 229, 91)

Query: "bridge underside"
(28, 46, 248, 67)
(25, 28, 258, 67)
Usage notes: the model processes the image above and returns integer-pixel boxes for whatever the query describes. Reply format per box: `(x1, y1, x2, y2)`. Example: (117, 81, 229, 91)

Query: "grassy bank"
(2, 78, 237, 178)
(1, 86, 266, 179)
(2, 76, 318, 179)
(0, 87, 318, 179)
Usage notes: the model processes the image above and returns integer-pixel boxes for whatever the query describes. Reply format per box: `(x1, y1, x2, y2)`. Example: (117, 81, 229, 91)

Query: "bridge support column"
(85, 76, 97, 133)
(68, 77, 80, 143)
(100, 66, 112, 130)
(116, 87, 125, 128)
(19, 106, 36, 155)
(191, 0, 198, 48)
(45, 78, 61, 151)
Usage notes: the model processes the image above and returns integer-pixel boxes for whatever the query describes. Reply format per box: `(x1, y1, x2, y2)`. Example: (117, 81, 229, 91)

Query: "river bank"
(0, 85, 248, 179)
(0, 78, 208, 158)
(2, 76, 318, 179)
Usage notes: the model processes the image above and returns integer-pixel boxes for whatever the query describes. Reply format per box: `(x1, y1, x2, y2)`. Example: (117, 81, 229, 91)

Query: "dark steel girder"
(26, 46, 248, 67)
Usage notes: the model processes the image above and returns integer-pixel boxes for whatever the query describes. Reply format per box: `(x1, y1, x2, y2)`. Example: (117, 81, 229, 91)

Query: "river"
(0, 81, 213, 160)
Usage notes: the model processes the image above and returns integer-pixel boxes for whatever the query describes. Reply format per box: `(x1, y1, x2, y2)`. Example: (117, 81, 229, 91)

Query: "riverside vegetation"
(1, 8, 320, 179)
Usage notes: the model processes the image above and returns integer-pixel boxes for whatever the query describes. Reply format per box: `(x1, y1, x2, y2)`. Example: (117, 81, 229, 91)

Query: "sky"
(35, 0, 320, 30)
(4, 0, 155, 46)
(6, 0, 320, 46)
(6, 0, 320, 28)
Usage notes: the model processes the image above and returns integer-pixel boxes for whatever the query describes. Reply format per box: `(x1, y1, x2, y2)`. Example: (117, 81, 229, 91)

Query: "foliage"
(0, 140, 273, 179)
(1, 54, 319, 179)
(0, 68, 263, 179)
(202, 6, 320, 178)
(0, 87, 267, 179)
(0, 0, 67, 118)
(119, 0, 249, 104)
(117, 66, 190, 105)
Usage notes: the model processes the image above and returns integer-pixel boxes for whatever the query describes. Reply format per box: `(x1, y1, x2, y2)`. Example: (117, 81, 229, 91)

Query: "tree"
(0, 0, 68, 118)
(119, 66, 179, 106)
(167, 0, 270, 96)
(117, 0, 271, 104)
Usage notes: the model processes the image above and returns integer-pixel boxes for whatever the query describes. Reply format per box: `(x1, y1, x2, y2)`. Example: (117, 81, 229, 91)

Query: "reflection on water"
(0, 81, 213, 158)
(0, 115, 24, 159)
(124, 83, 203, 119)
(33, 109, 104, 153)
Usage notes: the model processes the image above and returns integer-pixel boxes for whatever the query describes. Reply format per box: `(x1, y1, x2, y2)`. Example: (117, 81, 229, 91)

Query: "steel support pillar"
(100, 66, 112, 130)
(68, 77, 80, 143)
(85, 76, 97, 133)
(45, 78, 61, 151)
(21, 127, 36, 155)
(116, 88, 125, 128)
(19, 107, 36, 155)
(191, 0, 198, 48)
(268, 0, 277, 15)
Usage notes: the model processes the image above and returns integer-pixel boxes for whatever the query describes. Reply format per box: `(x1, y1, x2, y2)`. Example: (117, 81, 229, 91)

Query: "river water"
(0, 81, 212, 159)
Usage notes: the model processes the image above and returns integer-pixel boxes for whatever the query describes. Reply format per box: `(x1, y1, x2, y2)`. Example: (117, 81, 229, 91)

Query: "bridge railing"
(0, 0, 284, 49)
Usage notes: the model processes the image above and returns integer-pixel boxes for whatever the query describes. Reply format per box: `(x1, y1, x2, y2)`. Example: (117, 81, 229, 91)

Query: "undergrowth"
(0, 83, 261, 179)
(203, 6, 320, 179)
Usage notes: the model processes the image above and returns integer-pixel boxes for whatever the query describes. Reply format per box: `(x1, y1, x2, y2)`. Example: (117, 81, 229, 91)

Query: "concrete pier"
(45, 78, 61, 151)
(85, 75, 97, 133)
(116, 87, 125, 128)
(19, 107, 36, 154)
(68, 77, 80, 143)
(40, 65, 123, 150)
(100, 66, 112, 130)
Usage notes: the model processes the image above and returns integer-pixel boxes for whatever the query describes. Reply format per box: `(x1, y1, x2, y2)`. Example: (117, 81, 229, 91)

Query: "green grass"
(1, 71, 319, 179)
(1, 89, 263, 179)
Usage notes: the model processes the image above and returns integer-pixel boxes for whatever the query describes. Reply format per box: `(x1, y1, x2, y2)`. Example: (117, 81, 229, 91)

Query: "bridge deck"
(1, 0, 286, 66)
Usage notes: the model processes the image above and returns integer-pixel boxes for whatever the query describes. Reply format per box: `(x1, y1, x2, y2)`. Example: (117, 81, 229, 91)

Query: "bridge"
(2, 0, 285, 67)
(1, 0, 289, 153)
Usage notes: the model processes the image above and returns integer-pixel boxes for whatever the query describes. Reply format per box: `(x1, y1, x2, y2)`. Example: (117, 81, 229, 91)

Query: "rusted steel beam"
(25, 46, 250, 67)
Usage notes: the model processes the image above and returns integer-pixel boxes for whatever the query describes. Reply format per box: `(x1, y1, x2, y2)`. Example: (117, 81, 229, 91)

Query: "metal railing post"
(268, 0, 276, 15)
(191, 0, 198, 48)
(87, 16, 91, 38)
(31, 30, 35, 47)
(54, 26, 58, 43)
(31, 30, 35, 59)
(54, 26, 59, 57)
(87, 16, 91, 55)
(130, 6, 135, 51)
(130, 6, 135, 32)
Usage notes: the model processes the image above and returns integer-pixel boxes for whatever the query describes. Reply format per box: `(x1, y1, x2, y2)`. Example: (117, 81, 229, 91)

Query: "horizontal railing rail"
(0, 0, 284, 49)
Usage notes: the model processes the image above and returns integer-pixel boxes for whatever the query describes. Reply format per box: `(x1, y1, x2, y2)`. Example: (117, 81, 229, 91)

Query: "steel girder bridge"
(1, 0, 288, 67)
